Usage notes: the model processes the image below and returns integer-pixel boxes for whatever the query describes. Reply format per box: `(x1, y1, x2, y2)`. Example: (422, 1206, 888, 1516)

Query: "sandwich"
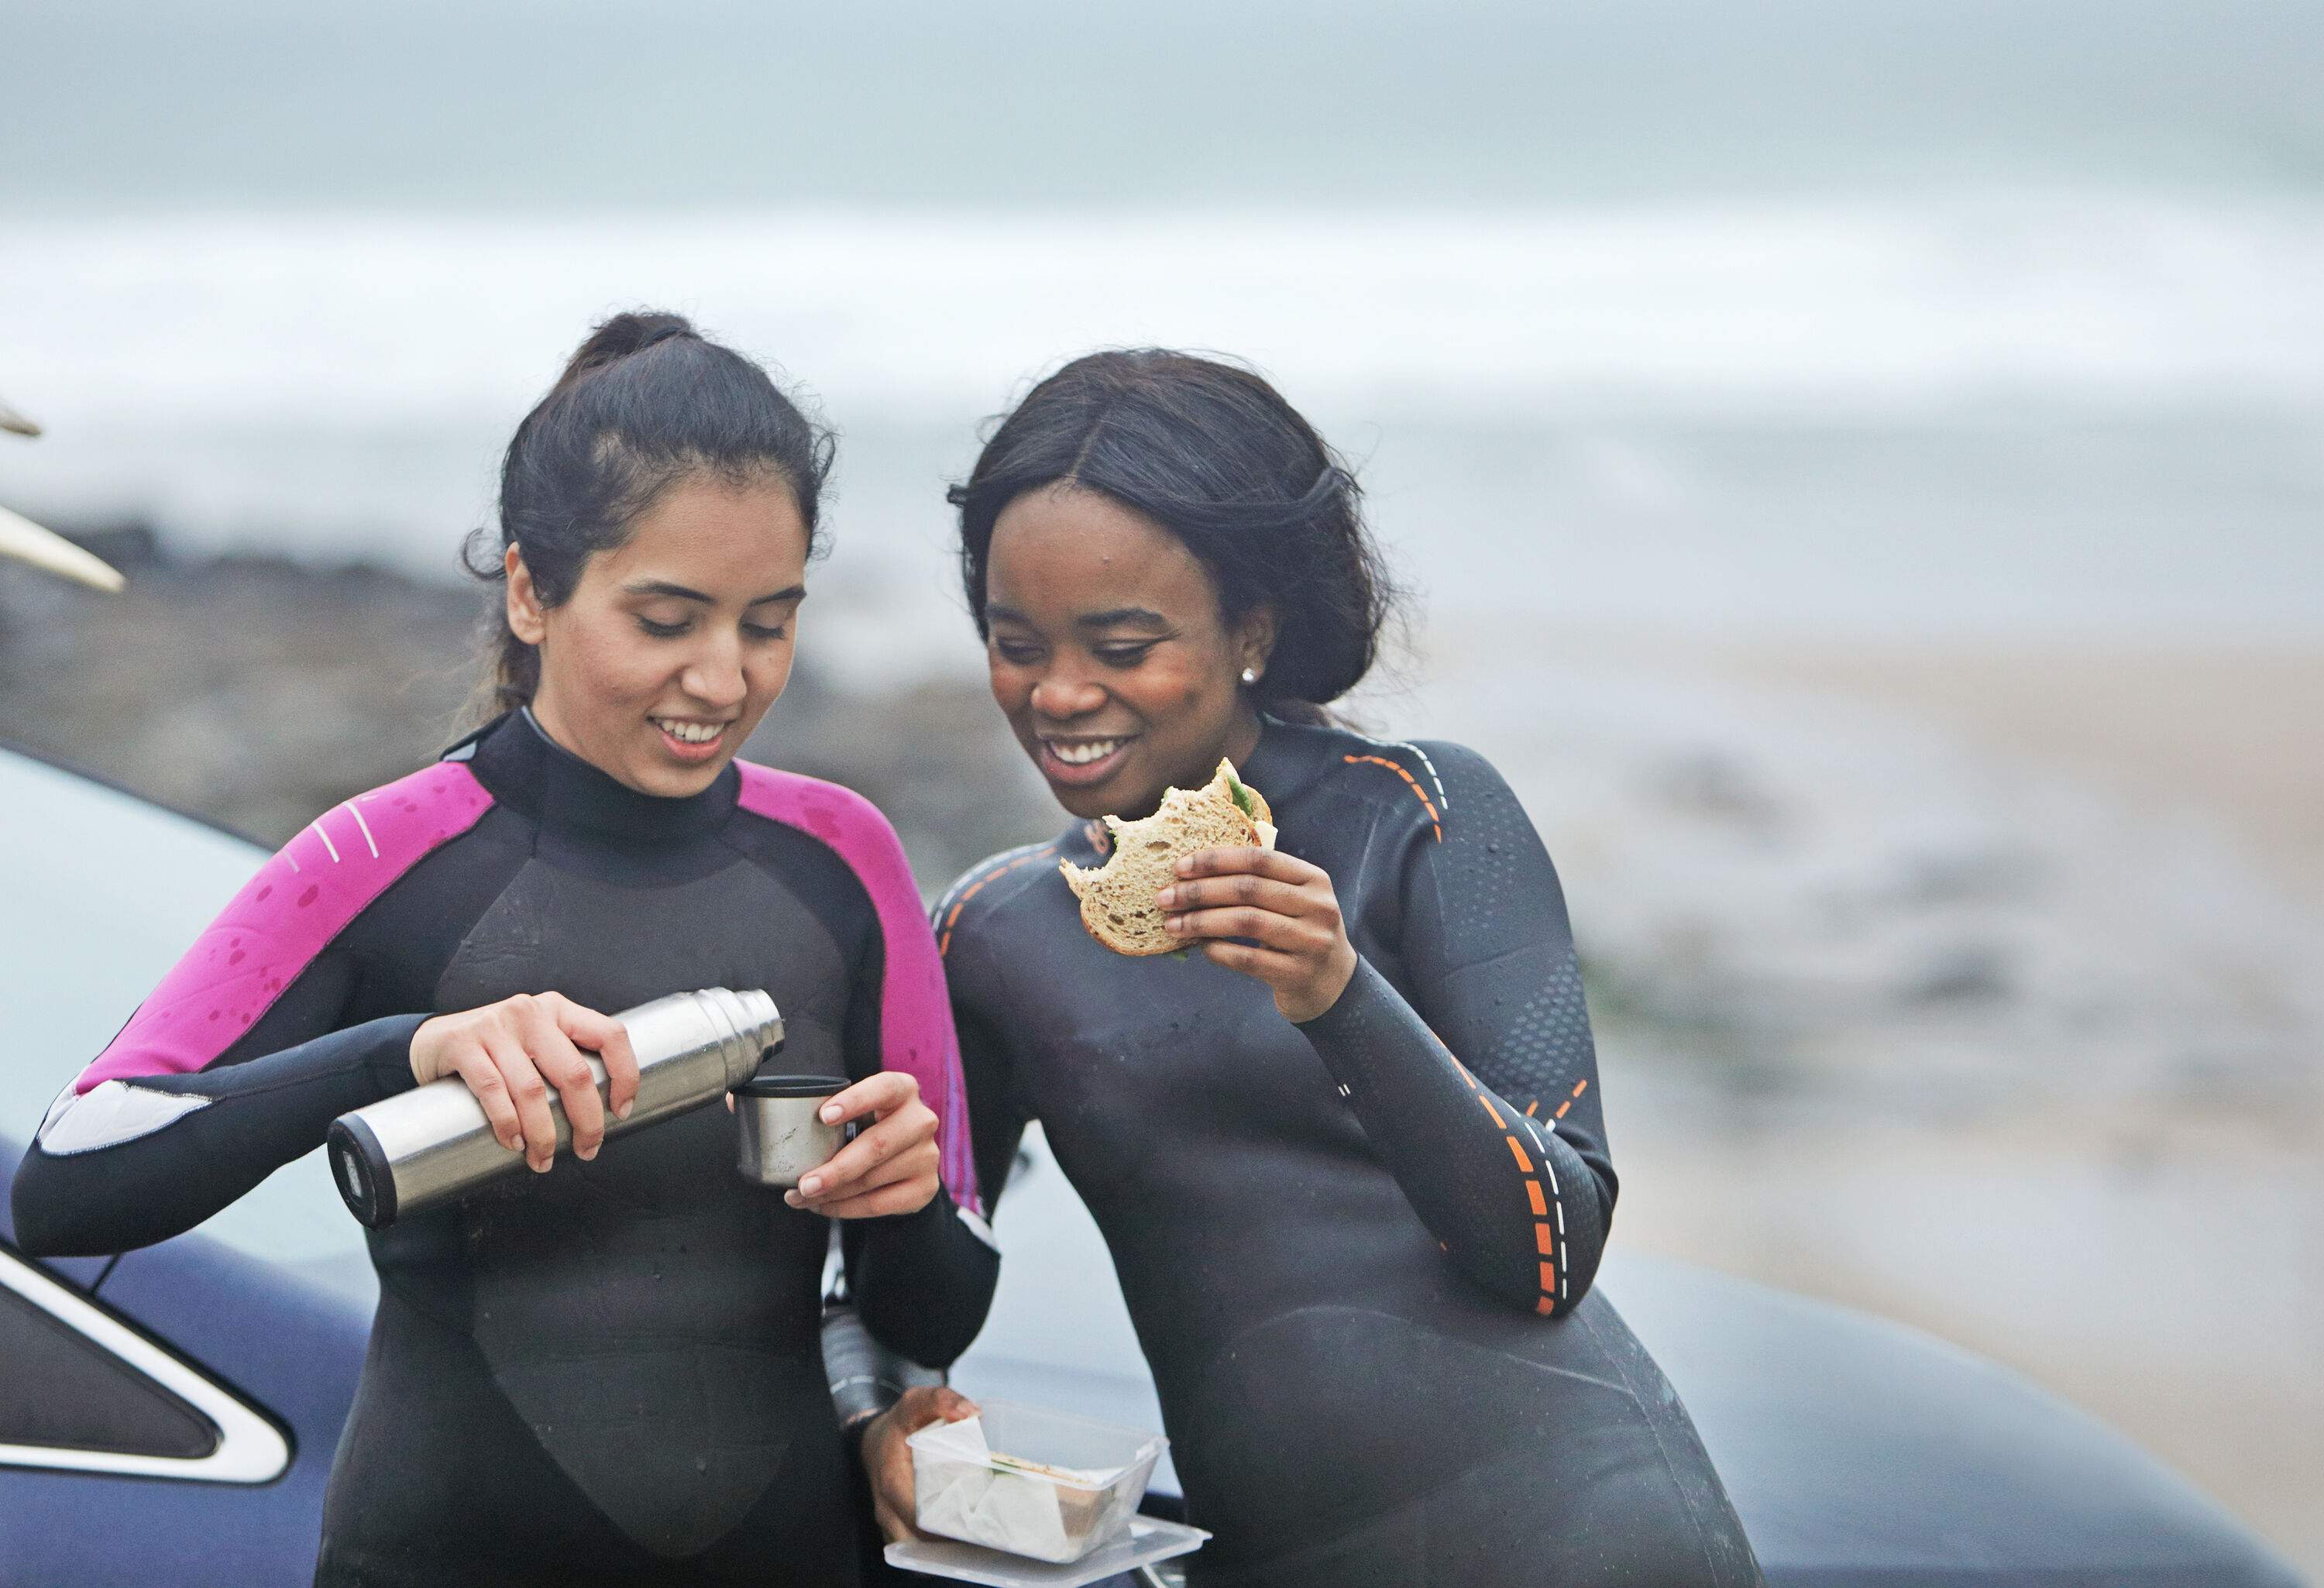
(1059, 759, 1276, 956)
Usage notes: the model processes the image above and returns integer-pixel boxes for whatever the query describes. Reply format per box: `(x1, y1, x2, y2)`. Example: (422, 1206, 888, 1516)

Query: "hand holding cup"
(779, 1071, 941, 1219)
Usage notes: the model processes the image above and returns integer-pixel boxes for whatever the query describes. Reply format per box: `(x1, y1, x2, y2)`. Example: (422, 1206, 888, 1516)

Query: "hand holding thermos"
(327, 988, 941, 1226)
(408, 991, 642, 1171)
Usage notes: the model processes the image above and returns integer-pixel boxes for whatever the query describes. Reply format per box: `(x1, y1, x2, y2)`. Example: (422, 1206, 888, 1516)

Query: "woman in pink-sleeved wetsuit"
(11, 315, 997, 1586)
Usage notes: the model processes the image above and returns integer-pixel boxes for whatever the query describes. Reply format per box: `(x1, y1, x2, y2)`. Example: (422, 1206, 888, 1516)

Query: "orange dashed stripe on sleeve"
(1446, 1031, 1566, 1315)
(1341, 754, 1442, 842)
(1553, 1078, 1589, 1120)
(938, 846, 1055, 957)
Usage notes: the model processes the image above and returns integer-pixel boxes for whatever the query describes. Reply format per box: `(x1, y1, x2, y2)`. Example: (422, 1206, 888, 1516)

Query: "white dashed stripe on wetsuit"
(342, 802, 380, 858)
(1519, 1112, 1567, 1302)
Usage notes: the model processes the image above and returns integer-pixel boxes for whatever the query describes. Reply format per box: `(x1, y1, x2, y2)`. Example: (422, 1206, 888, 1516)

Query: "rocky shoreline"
(0, 525, 1058, 889)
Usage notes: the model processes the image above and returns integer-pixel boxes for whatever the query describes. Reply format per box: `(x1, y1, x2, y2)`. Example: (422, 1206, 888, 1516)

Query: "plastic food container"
(909, 1401, 1167, 1565)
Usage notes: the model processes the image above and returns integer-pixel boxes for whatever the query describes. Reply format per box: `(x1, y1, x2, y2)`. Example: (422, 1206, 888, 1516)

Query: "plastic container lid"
(735, 1073, 848, 1098)
(885, 1514, 1208, 1586)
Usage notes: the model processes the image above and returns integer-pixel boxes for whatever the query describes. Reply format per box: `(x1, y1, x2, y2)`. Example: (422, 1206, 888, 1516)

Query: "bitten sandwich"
(1059, 760, 1276, 956)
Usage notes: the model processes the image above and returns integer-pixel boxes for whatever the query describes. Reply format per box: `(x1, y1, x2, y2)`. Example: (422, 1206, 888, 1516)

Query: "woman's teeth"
(654, 719, 724, 744)
(1050, 739, 1122, 765)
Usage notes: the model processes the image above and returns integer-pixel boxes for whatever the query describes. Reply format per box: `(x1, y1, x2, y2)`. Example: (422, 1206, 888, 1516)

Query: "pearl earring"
(1240, 667, 1259, 686)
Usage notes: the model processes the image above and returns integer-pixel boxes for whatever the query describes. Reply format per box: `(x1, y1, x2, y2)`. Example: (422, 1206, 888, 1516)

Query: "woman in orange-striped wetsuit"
(863, 350, 1763, 1586)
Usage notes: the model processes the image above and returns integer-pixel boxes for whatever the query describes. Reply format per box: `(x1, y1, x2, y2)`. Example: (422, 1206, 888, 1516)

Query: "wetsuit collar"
(1235, 713, 1329, 813)
(460, 709, 740, 847)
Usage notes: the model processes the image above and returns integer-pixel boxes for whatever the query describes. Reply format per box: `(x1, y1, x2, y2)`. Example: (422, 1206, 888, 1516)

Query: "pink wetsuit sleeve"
(74, 762, 496, 1094)
(14, 762, 497, 1256)
(736, 764, 982, 1218)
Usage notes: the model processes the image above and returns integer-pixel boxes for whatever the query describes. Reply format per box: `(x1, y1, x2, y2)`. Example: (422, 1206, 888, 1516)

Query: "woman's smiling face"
(511, 476, 808, 797)
(984, 483, 1273, 821)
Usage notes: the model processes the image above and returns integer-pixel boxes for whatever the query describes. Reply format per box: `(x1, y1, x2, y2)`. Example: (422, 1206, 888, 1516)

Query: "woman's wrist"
(1283, 939, 1360, 1025)
(845, 1404, 889, 1463)
(1290, 947, 1370, 1027)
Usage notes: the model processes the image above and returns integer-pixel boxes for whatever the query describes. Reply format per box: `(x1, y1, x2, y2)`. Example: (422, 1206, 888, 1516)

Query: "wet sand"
(1725, 641, 2324, 910)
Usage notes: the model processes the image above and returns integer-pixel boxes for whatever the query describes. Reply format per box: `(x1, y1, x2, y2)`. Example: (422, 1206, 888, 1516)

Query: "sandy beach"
(1396, 617, 2324, 1574)
(1725, 641, 2324, 909)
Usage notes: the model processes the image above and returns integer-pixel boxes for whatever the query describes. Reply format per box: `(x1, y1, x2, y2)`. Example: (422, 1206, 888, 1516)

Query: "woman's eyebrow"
(983, 602, 1167, 628)
(622, 579, 806, 606)
(623, 579, 712, 602)
(1075, 607, 1169, 630)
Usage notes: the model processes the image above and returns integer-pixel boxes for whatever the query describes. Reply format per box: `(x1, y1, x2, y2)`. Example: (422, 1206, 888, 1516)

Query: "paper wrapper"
(911, 1415, 1133, 1564)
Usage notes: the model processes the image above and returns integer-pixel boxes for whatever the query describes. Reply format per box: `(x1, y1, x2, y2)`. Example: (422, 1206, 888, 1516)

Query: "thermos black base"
(328, 1115, 396, 1229)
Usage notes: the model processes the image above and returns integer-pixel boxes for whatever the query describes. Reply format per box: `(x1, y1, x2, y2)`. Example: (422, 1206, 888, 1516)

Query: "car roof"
(1607, 1250, 2302, 1586)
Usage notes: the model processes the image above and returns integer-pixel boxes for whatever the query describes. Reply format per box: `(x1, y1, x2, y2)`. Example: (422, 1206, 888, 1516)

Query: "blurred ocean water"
(4, 197, 2321, 663)
(7, 0, 2320, 648)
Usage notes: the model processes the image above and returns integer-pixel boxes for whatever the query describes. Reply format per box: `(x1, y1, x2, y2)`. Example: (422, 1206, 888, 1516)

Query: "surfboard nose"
(2, 394, 126, 592)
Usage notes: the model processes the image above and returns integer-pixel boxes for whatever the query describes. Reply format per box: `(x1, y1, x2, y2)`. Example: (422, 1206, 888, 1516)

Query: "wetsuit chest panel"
(984, 870, 1456, 1402)
(438, 851, 847, 1037)
(425, 850, 854, 1557)
(1013, 938, 1363, 1205)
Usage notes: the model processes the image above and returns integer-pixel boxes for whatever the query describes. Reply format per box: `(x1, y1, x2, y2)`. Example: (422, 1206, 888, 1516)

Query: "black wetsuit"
(12, 711, 999, 1587)
(939, 717, 1762, 1586)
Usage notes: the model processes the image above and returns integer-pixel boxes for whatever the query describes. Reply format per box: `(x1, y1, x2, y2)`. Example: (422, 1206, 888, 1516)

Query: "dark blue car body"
(0, 1205, 366, 1586)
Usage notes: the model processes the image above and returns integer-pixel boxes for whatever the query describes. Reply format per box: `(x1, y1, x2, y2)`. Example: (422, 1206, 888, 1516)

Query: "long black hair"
(949, 349, 1401, 718)
(463, 311, 834, 716)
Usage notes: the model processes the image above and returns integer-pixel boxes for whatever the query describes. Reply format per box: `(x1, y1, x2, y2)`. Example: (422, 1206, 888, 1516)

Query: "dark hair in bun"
(949, 349, 1401, 717)
(463, 310, 835, 714)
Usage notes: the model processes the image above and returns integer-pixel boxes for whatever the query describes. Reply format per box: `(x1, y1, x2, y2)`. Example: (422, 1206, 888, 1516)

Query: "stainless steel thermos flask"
(326, 987, 783, 1227)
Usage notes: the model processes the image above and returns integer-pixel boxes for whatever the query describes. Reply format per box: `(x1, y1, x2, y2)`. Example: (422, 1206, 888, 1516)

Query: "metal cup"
(734, 1074, 850, 1189)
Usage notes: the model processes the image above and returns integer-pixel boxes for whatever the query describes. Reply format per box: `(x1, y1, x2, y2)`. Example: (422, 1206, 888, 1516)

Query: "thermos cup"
(328, 987, 783, 1228)
(733, 1074, 851, 1188)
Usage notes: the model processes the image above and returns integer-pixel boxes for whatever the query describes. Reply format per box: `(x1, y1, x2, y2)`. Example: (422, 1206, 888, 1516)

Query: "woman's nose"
(1030, 670, 1106, 721)
(681, 640, 748, 710)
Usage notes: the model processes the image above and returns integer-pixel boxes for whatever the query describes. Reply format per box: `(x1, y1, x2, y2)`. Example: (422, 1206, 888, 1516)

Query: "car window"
(0, 750, 373, 1288)
(0, 1275, 217, 1458)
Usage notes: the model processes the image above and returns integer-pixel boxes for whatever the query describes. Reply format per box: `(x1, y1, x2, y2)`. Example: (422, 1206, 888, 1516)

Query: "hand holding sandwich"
(1157, 848, 1357, 1023)
(1057, 759, 1358, 1023)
